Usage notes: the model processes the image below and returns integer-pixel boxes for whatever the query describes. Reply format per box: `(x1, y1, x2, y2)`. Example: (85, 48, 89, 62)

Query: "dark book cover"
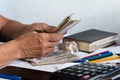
(64, 29, 118, 43)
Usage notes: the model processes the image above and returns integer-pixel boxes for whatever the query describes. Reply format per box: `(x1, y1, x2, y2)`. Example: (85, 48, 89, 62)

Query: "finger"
(31, 23, 48, 32)
(44, 26, 58, 33)
(33, 23, 57, 33)
(48, 33, 64, 42)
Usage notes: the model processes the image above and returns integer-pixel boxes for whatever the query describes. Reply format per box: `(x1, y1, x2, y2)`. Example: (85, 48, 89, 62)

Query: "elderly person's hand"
(14, 32, 63, 58)
(0, 16, 59, 41)
(25, 23, 58, 33)
(12, 23, 59, 39)
(0, 15, 64, 67)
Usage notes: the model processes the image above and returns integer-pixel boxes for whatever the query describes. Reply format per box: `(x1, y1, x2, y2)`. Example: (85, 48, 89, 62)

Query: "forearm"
(0, 15, 57, 42)
(0, 40, 23, 67)
(0, 19, 29, 41)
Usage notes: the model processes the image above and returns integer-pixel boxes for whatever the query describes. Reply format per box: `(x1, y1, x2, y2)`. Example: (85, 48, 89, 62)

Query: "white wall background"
(0, 0, 120, 37)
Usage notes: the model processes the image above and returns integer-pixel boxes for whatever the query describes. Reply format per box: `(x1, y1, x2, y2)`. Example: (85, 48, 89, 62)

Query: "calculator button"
(90, 69, 97, 72)
(83, 71, 90, 75)
(108, 68, 114, 71)
(83, 68, 89, 71)
(103, 68, 109, 70)
(97, 70, 102, 73)
(76, 74, 83, 77)
(66, 68, 73, 71)
(69, 73, 75, 76)
(77, 70, 82, 73)
(90, 72, 97, 76)
(83, 64, 89, 67)
(76, 67, 83, 70)
(97, 67, 103, 70)
(89, 66, 96, 69)
(82, 75, 91, 79)
(114, 66, 120, 69)
(63, 72, 69, 74)
(102, 71, 109, 74)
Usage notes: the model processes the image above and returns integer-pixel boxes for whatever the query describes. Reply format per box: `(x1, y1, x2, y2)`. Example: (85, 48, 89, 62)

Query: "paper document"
(9, 50, 87, 72)
(24, 41, 85, 66)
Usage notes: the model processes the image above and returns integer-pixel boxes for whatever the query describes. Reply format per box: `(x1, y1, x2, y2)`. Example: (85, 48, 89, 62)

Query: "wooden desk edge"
(0, 66, 52, 80)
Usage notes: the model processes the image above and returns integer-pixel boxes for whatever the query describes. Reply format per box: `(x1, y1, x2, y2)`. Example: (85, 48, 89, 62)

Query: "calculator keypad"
(50, 62, 120, 80)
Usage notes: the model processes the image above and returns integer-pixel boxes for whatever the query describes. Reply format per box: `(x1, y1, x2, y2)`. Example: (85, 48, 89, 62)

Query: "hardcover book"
(63, 29, 118, 52)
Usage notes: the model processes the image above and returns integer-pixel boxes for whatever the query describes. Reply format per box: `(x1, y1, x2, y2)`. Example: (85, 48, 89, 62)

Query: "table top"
(0, 66, 51, 80)
(0, 41, 120, 80)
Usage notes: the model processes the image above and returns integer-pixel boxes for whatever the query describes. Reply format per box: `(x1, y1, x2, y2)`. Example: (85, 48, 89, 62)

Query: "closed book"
(63, 29, 118, 52)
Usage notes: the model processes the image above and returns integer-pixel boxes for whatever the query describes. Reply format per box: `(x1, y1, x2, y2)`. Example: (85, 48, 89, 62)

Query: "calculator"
(50, 62, 120, 80)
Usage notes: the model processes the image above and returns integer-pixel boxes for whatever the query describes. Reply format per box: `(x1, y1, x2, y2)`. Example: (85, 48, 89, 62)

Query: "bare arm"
(0, 40, 21, 67)
(0, 15, 63, 67)
(0, 15, 59, 42)
(0, 15, 29, 41)
(0, 32, 63, 67)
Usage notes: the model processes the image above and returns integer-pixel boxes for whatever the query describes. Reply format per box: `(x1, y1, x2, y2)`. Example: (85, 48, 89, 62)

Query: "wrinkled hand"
(12, 23, 59, 39)
(23, 23, 58, 34)
(14, 32, 63, 58)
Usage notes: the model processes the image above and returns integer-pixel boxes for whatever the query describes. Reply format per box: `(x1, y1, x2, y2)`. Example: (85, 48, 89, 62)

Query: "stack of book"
(63, 29, 118, 52)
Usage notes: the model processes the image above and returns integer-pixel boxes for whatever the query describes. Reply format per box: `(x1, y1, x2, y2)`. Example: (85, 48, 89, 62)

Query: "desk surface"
(0, 66, 51, 80)
(0, 43, 120, 80)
